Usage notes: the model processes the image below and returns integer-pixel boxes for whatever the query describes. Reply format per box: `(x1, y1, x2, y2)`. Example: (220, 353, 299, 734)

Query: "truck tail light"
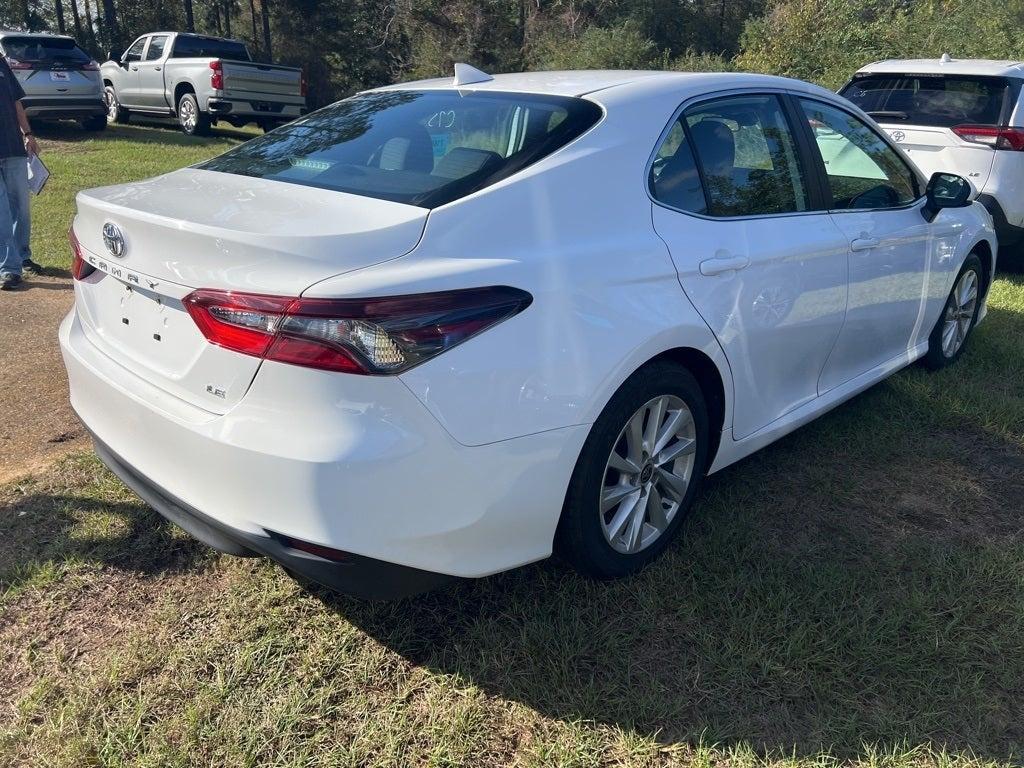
(952, 124, 1024, 151)
(209, 59, 224, 91)
(183, 286, 532, 375)
(69, 227, 95, 280)
(300, 69, 307, 98)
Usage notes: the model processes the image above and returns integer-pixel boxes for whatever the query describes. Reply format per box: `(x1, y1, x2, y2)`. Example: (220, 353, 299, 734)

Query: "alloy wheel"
(105, 90, 118, 122)
(600, 394, 697, 554)
(180, 99, 197, 132)
(941, 268, 978, 358)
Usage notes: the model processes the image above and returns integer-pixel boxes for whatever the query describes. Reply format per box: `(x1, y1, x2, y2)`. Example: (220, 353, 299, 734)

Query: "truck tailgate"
(222, 60, 302, 98)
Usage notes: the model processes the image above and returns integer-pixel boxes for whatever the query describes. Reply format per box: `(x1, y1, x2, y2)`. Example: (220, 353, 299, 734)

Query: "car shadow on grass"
(32, 120, 254, 147)
(315, 309, 1024, 761)
(0, 458, 213, 594)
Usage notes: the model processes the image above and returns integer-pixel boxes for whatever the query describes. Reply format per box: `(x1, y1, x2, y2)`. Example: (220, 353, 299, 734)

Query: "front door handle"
(851, 236, 880, 252)
(130, 66, 138, 71)
(699, 254, 750, 276)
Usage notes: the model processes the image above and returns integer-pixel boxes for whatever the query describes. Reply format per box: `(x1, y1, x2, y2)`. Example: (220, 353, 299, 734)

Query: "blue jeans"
(0, 156, 30, 277)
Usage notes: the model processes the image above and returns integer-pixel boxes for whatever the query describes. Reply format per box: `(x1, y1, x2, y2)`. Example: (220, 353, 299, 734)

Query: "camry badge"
(102, 222, 126, 258)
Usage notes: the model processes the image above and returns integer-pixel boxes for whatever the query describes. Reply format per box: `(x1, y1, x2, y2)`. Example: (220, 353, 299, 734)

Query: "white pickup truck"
(101, 32, 305, 135)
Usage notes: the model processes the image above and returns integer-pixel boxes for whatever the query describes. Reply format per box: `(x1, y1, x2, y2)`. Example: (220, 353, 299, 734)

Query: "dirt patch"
(0, 274, 86, 483)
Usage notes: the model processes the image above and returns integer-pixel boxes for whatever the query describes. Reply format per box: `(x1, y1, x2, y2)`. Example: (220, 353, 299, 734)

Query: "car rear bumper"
(60, 305, 586, 595)
(206, 97, 304, 121)
(22, 96, 106, 118)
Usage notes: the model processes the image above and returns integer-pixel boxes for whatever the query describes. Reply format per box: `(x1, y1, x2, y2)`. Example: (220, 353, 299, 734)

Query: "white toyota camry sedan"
(61, 67, 996, 598)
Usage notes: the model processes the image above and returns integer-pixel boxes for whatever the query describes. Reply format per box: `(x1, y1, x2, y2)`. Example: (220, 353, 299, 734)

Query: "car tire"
(104, 86, 129, 124)
(556, 361, 710, 580)
(177, 92, 211, 136)
(923, 253, 984, 370)
(80, 114, 107, 131)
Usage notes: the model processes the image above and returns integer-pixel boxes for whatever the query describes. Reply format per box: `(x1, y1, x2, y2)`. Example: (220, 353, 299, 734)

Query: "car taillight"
(183, 286, 532, 375)
(69, 227, 95, 280)
(5, 57, 31, 70)
(82, 60, 100, 71)
(209, 59, 224, 90)
(952, 124, 1024, 151)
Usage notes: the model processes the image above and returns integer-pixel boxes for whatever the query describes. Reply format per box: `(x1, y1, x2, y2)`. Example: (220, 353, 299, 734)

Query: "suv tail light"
(183, 286, 532, 375)
(5, 57, 31, 70)
(952, 124, 1024, 151)
(209, 59, 224, 90)
(69, 227, 95, 280)
(82, 60, 100, 71)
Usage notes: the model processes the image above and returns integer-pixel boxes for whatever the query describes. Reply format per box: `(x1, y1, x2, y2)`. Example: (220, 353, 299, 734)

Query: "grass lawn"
(2, 122, 1023, 767)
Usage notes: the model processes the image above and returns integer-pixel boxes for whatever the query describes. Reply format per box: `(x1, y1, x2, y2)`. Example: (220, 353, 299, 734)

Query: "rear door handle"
(699, 254, 750, 276)
(851, 237, 880, 252)
(154, 66, 161, 71)
(130, 66, 138, 71)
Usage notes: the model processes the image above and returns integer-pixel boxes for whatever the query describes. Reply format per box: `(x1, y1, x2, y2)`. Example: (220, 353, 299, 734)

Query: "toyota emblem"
(102, 222, 126, 258)
(891, 130, 906, 142)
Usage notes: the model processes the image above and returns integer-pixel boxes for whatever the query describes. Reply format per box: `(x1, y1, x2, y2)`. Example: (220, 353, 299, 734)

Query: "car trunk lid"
(221, 60, 302, 99)
(879, 123, 998, 191)
(71, 168, 428, 413)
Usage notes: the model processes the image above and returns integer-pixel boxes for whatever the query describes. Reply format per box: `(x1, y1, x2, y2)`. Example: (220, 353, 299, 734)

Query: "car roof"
(856, 56, 1024, 78)
(0, 31, 76, 40)
(374, 69, 837, 100)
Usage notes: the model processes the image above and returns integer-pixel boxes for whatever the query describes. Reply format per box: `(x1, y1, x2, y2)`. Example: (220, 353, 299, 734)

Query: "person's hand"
(24, 134, 38, 156)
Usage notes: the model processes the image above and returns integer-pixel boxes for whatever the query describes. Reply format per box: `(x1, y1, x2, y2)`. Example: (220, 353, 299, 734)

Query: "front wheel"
(104, 86, 128, 124)
(923, 254, 983, 370)
(177, 92, 211, 136)
(556, 362, 710, 580)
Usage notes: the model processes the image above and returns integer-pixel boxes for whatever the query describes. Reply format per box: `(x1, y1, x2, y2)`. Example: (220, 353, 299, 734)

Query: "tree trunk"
(83, 0, 95, 50)
(223, 0, 232, 37)
(212, 2, 222, 36)
(70, 0, 84, 43)
(55, 0, 67, 34)
(248, 0, 259, 58)
(184, 0, 195, 31)
(259, 0, 272, 61)
(100, 0, 120, 51)
(19, 0, 31, 30)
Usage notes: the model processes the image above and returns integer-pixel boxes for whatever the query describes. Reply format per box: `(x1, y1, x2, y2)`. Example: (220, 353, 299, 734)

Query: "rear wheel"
(80, 114, 107, 131)
(556, 362, 709, 579)
(177, 92, 211, 136)
(105, 86, 129, 124)
(923, 254, 983, 370)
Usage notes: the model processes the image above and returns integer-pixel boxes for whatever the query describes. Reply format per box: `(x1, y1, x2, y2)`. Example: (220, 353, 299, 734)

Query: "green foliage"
(531, 20, 665, 71)
(738, 0, 1024, 89)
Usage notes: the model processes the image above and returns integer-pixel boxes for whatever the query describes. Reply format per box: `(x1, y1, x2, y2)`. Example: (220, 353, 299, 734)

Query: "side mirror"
(922, 172, 972, 222)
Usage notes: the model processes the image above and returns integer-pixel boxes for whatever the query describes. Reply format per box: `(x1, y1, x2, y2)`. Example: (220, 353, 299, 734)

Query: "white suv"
(841, 55, 1024, 269)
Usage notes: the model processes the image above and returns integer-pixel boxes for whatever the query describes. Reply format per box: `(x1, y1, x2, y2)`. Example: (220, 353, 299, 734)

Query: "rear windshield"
(1, 36, 90, 64)
(198, 90, 603, 208)
(171, 35, 249, 60)
(840, 74, 1009, 128)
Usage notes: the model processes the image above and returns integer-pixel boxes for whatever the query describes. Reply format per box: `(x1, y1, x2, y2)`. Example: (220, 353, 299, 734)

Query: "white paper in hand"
(27, 153, 49, 195)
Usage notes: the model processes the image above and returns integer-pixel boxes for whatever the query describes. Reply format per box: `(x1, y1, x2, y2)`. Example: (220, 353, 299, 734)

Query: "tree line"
(3, 0, 1024, 107)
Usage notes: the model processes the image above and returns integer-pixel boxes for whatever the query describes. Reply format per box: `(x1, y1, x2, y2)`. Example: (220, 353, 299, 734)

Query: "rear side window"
(841, 75, 1008, 128)
(199, 90, 603, 208)
(171, 35, 250, 60)
(145, 35, 168, 61)
(1, 36, 90, 65)
(650, 121, 707, 214)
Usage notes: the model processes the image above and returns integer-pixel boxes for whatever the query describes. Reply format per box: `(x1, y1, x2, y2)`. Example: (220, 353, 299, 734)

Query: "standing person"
(0, 54, 41, 291)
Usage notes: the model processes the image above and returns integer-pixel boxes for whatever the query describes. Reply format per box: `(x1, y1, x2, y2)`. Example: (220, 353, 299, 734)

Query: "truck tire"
(105, 86, 129, 124)
(177, 92, 211, 136)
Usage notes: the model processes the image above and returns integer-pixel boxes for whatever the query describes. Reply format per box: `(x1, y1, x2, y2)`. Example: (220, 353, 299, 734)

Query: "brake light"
(69, 227, 95, 280)
(952, 124, 1024, 151)
(209, 59, 223, 90)
(82, 60, 100, 71)
(5, 57, 31, 70)
(183, 286, 532, 375)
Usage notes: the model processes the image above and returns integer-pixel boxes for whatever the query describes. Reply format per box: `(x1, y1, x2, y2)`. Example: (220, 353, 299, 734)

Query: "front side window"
(800, 99, 919, 210)
(683, 94, 809, 217)
(199, 90, 602, 208)
(145, 35, 168, 61)
(123, 37, 146, 62)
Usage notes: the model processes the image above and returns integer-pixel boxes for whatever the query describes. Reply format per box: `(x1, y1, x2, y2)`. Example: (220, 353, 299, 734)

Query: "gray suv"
(0, 31, 106, 130)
